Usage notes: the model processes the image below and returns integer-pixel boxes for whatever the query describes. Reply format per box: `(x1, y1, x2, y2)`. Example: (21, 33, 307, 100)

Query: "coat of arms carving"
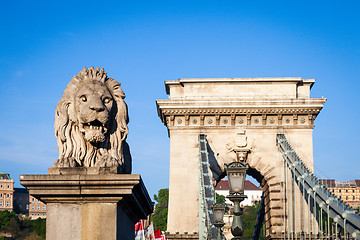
(235, 130, 247, 148)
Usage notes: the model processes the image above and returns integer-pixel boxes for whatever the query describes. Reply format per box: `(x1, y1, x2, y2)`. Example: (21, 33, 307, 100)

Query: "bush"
(0, 210, 16, 230)
(6, 217, 21, 237)
(32, 218, 46, 239)
(0, 212, 46, 239)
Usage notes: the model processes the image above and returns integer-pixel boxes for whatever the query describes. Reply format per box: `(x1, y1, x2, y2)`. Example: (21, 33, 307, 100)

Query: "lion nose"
(89, 104, 105, 112)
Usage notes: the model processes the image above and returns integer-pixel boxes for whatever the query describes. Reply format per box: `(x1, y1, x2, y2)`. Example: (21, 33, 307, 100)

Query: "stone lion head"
(53, 67, 131, 172)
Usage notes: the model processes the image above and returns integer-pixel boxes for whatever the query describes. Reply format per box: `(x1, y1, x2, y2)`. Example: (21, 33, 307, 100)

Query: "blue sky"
(0, 1, 359, 198)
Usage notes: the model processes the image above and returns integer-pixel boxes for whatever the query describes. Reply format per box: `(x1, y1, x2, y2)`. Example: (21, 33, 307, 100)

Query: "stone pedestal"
(20, 168, 153, 240)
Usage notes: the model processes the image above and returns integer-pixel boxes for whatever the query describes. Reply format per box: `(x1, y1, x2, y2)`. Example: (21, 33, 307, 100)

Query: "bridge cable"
(277, 134, 360, 239)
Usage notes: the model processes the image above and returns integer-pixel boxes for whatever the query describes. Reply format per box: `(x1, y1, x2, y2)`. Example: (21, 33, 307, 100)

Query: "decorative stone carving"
(53, 67, 131, 172)
(235, 131, 247, 148)
(226, 131, 251, 163)
(200, 115, 205, 125)
(234, 150, 249, 162)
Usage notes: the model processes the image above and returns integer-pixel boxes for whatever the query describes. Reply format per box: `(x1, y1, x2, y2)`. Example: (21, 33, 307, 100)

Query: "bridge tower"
(156, 78, 326, 239)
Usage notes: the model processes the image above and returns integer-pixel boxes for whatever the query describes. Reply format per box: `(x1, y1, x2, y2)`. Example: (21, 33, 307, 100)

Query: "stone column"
(20, 168, 153, 240)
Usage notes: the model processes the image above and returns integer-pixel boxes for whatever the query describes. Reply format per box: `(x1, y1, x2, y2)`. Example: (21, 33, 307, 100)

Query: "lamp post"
(225, 161, 249, 240)
(212, 203, 226, 240)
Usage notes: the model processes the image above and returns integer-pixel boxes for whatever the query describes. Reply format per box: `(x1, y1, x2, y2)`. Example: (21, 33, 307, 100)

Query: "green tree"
(32, 218, 46, 239)
(5, 217, 21, 238)
(241, 204, 265, 239)
(152, 188, 169, 231)
(0, 212, 47, 239)
(216, 193, 226, 204)
(0, 210, 16, 230)
(22, 216, 33, 229)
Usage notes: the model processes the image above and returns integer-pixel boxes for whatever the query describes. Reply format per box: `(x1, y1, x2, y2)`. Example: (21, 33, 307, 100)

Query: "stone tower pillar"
(156, 78, 326, 239)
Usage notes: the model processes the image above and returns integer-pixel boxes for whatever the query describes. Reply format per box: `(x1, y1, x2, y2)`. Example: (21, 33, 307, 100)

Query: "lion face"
(72, 82, 113, 143)
(53, 67, 131, 170)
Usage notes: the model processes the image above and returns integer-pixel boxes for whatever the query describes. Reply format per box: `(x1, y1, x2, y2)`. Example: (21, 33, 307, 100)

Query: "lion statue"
(53, 67, 131, 173)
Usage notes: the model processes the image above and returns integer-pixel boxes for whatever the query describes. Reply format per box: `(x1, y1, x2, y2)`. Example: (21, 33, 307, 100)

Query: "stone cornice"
(20, 173, 154, 224)
(156, 98, 326, 129)
(159, 107, 321, 115)
(156, 98, 326, 107)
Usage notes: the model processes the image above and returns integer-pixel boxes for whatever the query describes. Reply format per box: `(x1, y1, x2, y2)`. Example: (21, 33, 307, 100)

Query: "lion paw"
(95, 156, 119, 168)
(53, 157, 78, 168)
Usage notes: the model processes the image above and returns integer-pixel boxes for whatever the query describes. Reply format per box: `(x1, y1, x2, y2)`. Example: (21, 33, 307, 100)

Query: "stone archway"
(156, 78, 326, 240)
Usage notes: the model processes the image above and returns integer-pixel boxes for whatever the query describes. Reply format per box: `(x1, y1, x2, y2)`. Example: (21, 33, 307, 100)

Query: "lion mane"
(53, 67, 131, 172)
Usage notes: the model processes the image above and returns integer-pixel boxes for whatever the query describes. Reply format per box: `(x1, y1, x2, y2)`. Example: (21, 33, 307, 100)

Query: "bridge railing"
(277, 133, 360, 239)
(198, 134, 217, 240)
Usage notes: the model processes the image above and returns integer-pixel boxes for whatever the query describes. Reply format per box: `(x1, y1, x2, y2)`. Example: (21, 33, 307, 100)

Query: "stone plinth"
(20, 169, 153, 240)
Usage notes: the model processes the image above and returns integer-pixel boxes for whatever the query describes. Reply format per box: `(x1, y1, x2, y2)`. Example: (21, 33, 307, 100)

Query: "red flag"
(135, 221, 145, 240)
(135, 221, 143, 231)
(154, 229, 161, 239)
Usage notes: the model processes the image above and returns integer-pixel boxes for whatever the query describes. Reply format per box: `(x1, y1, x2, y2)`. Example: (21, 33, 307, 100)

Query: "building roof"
(0, 172, 11, 180)
(215, 180, 261, 191)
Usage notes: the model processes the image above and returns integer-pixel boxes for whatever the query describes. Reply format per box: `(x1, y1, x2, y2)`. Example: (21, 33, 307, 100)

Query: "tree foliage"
(216, 193, 226, 204)
(32, 218, 46, 239)
(152, 188, 169, 231)
(6, 217, 21, 237)
(241, 204, 264, 239)
(0, 210, 17, 230)
(0, 211, 46, 239)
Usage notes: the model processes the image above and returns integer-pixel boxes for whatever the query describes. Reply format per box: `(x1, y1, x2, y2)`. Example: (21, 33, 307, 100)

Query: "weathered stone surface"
(156, 78, 326, 238)
(46, 203, 82, 240)
(48, 166, 120, 175)
(46, 202, 134, 240)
